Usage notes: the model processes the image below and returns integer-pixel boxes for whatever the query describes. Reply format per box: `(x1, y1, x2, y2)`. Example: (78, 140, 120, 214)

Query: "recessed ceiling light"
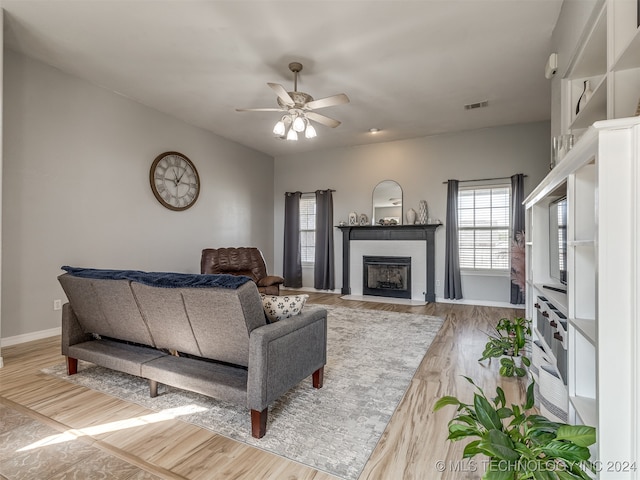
(369, 128, 380, 133)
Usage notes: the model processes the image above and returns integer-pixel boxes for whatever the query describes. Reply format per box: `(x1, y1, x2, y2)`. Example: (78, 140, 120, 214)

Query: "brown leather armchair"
(200, 247, 284, 295)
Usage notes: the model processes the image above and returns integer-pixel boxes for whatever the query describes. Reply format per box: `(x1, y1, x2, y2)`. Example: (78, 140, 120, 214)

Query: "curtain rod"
(442, 174, 527, 184)
(285, 189, 336, 195)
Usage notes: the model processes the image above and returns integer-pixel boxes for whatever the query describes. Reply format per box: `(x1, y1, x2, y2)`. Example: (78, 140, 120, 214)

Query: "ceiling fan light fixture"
(273, 119, 286, 136)
(292, 115, 306, 133)
(286, 128, 298, 141)
(305, 123, 317, 139)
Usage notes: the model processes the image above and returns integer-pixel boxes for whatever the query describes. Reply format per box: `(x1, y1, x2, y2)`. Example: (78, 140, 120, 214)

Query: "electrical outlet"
(53, 299, 62, 311)
(436, 279, 441, 287)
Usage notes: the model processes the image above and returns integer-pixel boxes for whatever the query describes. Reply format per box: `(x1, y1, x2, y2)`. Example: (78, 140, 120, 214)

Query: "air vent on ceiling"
(464, 100, 489, 110)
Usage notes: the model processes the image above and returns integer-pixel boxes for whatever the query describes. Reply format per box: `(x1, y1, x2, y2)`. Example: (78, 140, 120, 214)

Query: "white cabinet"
(525, 117, 640, 478)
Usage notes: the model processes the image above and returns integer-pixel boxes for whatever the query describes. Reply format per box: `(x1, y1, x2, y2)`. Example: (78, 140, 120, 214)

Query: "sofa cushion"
(58, 274, 157, 346)
(61, 266, 251, 289)
(261, 294, 309, 322)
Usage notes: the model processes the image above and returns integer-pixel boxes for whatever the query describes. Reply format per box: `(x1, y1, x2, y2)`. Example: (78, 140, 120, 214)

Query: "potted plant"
(479, 317, 532, 377)
(434, 378, 596, 479)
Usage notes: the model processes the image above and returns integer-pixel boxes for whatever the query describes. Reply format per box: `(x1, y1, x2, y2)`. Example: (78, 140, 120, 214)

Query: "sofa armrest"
(256, 275, 285, 288)
(247, 306, 327, 411)
(61, 303, 92, 357)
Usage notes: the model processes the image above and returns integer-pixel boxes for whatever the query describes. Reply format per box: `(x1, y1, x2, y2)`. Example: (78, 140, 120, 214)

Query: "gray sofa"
(58, 268, 327, 438)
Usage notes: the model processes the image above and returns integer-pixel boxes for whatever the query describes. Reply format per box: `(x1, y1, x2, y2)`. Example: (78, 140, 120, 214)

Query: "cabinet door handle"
(554, 332, 563, 341)
(542, 311, 549, 317)
(550, 320, 557, 327)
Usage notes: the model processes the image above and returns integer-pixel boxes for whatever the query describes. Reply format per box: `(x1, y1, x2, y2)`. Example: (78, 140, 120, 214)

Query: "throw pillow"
(261, 294, 309, 322)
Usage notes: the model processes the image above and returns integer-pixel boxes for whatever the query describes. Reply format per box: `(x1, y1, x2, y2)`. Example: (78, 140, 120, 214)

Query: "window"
(458, 185, 510, 271)
(300, 194, 316, 264)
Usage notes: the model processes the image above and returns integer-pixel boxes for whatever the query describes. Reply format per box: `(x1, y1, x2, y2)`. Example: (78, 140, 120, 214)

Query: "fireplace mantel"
(337, 224, 442, 302)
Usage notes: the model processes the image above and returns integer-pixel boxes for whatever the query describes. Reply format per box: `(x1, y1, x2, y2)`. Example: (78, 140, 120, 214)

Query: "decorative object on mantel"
(359, 213, 369, 226)
(377, 218, 398, 225)
(575, 79, 592, 115)
(348, 212, 358, 225)
(635, 97, 640, 116)
(417, 200, 428, 224)
(406, 208, 417, 225)
(338, 221, 347, 227)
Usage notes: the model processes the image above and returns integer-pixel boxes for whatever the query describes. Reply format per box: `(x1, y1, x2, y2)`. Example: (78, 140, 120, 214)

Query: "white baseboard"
(436, 297, 524, 309)
(1, 327, 61, 347)
(340, 295, 427, 306)
(283, 287, 341, 295)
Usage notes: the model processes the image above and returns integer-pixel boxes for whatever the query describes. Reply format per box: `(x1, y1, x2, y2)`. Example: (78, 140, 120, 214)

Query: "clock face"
(149, 151, 200, 211)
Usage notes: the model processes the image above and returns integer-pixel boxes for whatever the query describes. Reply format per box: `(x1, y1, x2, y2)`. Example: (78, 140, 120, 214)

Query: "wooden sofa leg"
(313, 366, 324, 389)
(66, 357, 78, 375)
(149, 380, 158, 398)
(251, 409, 267, 438)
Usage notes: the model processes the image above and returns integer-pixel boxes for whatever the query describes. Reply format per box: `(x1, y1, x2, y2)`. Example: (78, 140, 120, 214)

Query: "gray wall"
(273, 121, 551, 304)
(1, 50, 274, 340)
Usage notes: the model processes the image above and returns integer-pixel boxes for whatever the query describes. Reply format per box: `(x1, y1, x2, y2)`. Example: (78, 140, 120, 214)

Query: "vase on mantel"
(575, 80, 592, 115)
(418, 200, 428, 224)
(406, 208, 417, 225)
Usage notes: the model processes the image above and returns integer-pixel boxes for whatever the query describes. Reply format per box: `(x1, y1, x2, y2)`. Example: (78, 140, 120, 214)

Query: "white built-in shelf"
(570, 5, 607, 78)
(568, 240, 595, 247)
(571, 318, 596, 345)
(613, 25, 640, 71)
(570, 75, 607, 130)
(570, 395, 597, 427)
(533, 327, 557, 365)
(534, 283, 568, 314)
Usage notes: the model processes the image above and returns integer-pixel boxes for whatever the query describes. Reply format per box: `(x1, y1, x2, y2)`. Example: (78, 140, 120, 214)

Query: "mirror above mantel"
(372, 180, 402, 225)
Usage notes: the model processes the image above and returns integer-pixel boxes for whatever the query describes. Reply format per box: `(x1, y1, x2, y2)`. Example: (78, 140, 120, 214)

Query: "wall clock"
(149, 151, 200, 211)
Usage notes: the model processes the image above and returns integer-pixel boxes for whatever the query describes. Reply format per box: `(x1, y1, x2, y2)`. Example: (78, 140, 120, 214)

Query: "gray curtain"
(283, 191, 302, 288)
(510, 174, 526, 304)
(444, 180, 463, 299)
(314, 189, 335, 290)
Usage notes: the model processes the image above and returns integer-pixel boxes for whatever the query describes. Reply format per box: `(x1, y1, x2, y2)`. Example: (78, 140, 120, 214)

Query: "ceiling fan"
(236, 62, 350, 140)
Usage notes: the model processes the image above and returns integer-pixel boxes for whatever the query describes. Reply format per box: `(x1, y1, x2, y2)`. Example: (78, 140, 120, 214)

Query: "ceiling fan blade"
(267, 83, 295, 107)
(306, 111, 341, 128)
(305, 93, 350, 110)
(235, 108, 285, 112)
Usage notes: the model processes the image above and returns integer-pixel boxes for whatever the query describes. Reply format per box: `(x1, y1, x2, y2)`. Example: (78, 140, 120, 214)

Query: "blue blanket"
(61, 266, 251, 289)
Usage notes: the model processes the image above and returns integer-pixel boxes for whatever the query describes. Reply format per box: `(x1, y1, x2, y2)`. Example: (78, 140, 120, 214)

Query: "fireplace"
(363, 256, 411, 299)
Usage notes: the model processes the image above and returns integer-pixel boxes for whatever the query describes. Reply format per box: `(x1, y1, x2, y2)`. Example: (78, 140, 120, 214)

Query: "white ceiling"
(2, 0, 562, 157)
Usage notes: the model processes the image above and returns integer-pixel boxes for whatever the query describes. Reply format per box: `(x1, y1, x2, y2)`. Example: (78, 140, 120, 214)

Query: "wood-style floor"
(0, 293, 526, 480)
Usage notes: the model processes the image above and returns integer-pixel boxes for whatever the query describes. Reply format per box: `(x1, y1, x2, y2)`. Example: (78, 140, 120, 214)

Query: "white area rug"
(43, 305, 444, 480)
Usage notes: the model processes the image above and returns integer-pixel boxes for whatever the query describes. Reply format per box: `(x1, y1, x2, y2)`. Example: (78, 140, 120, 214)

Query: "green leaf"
(483, 459, 516, 480)
(554, 425, 596, 447)
(532, 469, 556, 480)
(478, 429, 520, 461)
(448, 423, 481, 441)
(483, 469, 516, 480)
(497, 407, 514, 419)
(515, 325, 525, 349)
(474, 393, 503, 431)
(462, 439, 482, 458)
(540, 441, 592, 463)
(522, 356, 531, 367)
(495, 386, 507, 408)
(433, 396, 461, 411)
(515, 367, 527, 377)
(452, 414, 478, 427)
(500, 357, 513, 367)
(524, 382, 535, 410)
